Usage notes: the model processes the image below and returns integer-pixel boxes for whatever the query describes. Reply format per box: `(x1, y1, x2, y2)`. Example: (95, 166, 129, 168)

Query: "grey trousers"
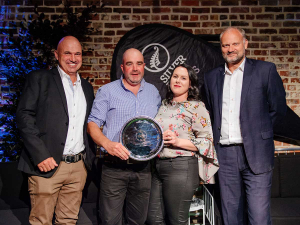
(99, 162, 151, 225)
(146, 157, 199, 225)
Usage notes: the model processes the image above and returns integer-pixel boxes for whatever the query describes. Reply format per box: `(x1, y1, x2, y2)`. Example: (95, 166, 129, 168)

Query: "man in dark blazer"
(16, 36, 95, 224)
(204, 27, 287, 225)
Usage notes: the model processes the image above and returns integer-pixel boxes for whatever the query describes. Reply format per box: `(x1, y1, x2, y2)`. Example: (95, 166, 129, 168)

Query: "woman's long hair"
(165, 63, 200, 104)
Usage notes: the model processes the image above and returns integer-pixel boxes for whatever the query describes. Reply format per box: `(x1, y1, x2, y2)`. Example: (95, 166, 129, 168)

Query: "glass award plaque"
(120, 116, 164, 161)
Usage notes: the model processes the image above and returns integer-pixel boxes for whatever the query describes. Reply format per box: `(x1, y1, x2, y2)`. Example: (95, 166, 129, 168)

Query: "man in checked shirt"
(88, 48, 161, 225)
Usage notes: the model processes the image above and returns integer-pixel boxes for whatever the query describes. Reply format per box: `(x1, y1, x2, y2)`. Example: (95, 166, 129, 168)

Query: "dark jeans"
(146, 157, 199, 225)
(218, 144, 273, 225)
(99, 162, 151, 225)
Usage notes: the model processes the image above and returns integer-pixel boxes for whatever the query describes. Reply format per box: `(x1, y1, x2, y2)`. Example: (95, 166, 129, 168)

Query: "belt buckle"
(127, 158, 133, 164)
(64, 155, 71, 164)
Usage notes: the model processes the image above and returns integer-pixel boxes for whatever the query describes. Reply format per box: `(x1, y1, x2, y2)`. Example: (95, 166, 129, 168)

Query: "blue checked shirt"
(88, 76, 161, 151)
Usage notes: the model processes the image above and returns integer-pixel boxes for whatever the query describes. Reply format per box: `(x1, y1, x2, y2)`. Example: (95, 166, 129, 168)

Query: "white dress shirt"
(220, 58, 245, 145)
(58, 66, 87, 155)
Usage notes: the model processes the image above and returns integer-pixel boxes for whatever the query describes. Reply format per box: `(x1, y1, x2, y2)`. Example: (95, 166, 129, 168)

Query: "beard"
(223, 50, 245, 65)
(130, 79, 142, 84)
(128, 76, 143, 84)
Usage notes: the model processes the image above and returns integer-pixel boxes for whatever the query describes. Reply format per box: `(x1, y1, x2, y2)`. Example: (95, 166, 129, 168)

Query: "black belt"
(103, 154, 146, 165)
(229, 143, 243, 146)
(62, 151, 84, 163)
(220, 143, 243, 147)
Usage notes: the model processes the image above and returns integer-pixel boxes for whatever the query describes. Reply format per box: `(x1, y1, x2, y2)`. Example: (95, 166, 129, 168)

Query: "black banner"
(111, 24, 224, 99)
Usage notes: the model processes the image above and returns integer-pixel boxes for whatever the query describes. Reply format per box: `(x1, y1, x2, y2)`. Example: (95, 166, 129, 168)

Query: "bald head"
(122, 48, 144, 65)
(121, 48, 145, 87)
(55, 36, 82, 77)
(57, 36, 81, 51)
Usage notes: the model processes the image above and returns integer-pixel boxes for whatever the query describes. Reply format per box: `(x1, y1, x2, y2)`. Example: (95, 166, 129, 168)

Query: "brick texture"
(1, 0, 300, 149)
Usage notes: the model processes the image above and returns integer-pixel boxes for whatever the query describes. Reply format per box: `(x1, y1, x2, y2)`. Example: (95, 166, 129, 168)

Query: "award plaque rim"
(120, 115, 164, 161)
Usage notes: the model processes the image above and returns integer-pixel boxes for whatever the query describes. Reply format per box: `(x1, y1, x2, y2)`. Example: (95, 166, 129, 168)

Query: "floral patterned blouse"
(155, 99, 219, 184)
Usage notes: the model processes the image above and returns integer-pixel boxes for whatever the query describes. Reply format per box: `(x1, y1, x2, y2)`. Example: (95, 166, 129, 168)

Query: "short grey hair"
(220, 27, 247, 43)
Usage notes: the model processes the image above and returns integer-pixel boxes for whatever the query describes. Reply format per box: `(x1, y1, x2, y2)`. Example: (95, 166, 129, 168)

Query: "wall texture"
(1, 0, 300, 148)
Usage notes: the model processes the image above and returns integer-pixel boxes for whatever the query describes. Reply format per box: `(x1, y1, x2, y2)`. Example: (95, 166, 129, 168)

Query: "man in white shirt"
(16, 36, 95, 224)
(204, 27, 287, 225)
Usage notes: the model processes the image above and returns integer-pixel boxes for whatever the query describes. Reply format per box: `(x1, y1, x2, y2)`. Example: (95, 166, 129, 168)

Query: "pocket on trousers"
(261, 130, 273, 139)
(50, 162, 61, 178)
(82, 160, 87, 173)
(171, 160, 188, 170)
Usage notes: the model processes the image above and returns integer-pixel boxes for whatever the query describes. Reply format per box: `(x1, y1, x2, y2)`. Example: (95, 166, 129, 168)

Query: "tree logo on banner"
(142, 43, 170, 73)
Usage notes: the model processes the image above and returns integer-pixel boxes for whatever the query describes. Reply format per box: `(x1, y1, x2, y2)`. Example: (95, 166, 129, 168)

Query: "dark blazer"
(204, 58, 287, 174)
(16, 67, 95, 178)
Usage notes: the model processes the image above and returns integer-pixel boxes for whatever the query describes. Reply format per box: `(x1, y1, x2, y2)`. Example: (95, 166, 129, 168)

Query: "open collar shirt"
(88, 76, 161, 152)
(220, 58, 245, 145)
(57, 66, 87, 155)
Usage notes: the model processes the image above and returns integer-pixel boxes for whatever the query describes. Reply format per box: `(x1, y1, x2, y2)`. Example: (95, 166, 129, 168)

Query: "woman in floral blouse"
(146, 63, 219, 225)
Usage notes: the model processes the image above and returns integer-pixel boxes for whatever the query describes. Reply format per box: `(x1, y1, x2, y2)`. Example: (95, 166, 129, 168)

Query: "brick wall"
(1, 0, 300, 148)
